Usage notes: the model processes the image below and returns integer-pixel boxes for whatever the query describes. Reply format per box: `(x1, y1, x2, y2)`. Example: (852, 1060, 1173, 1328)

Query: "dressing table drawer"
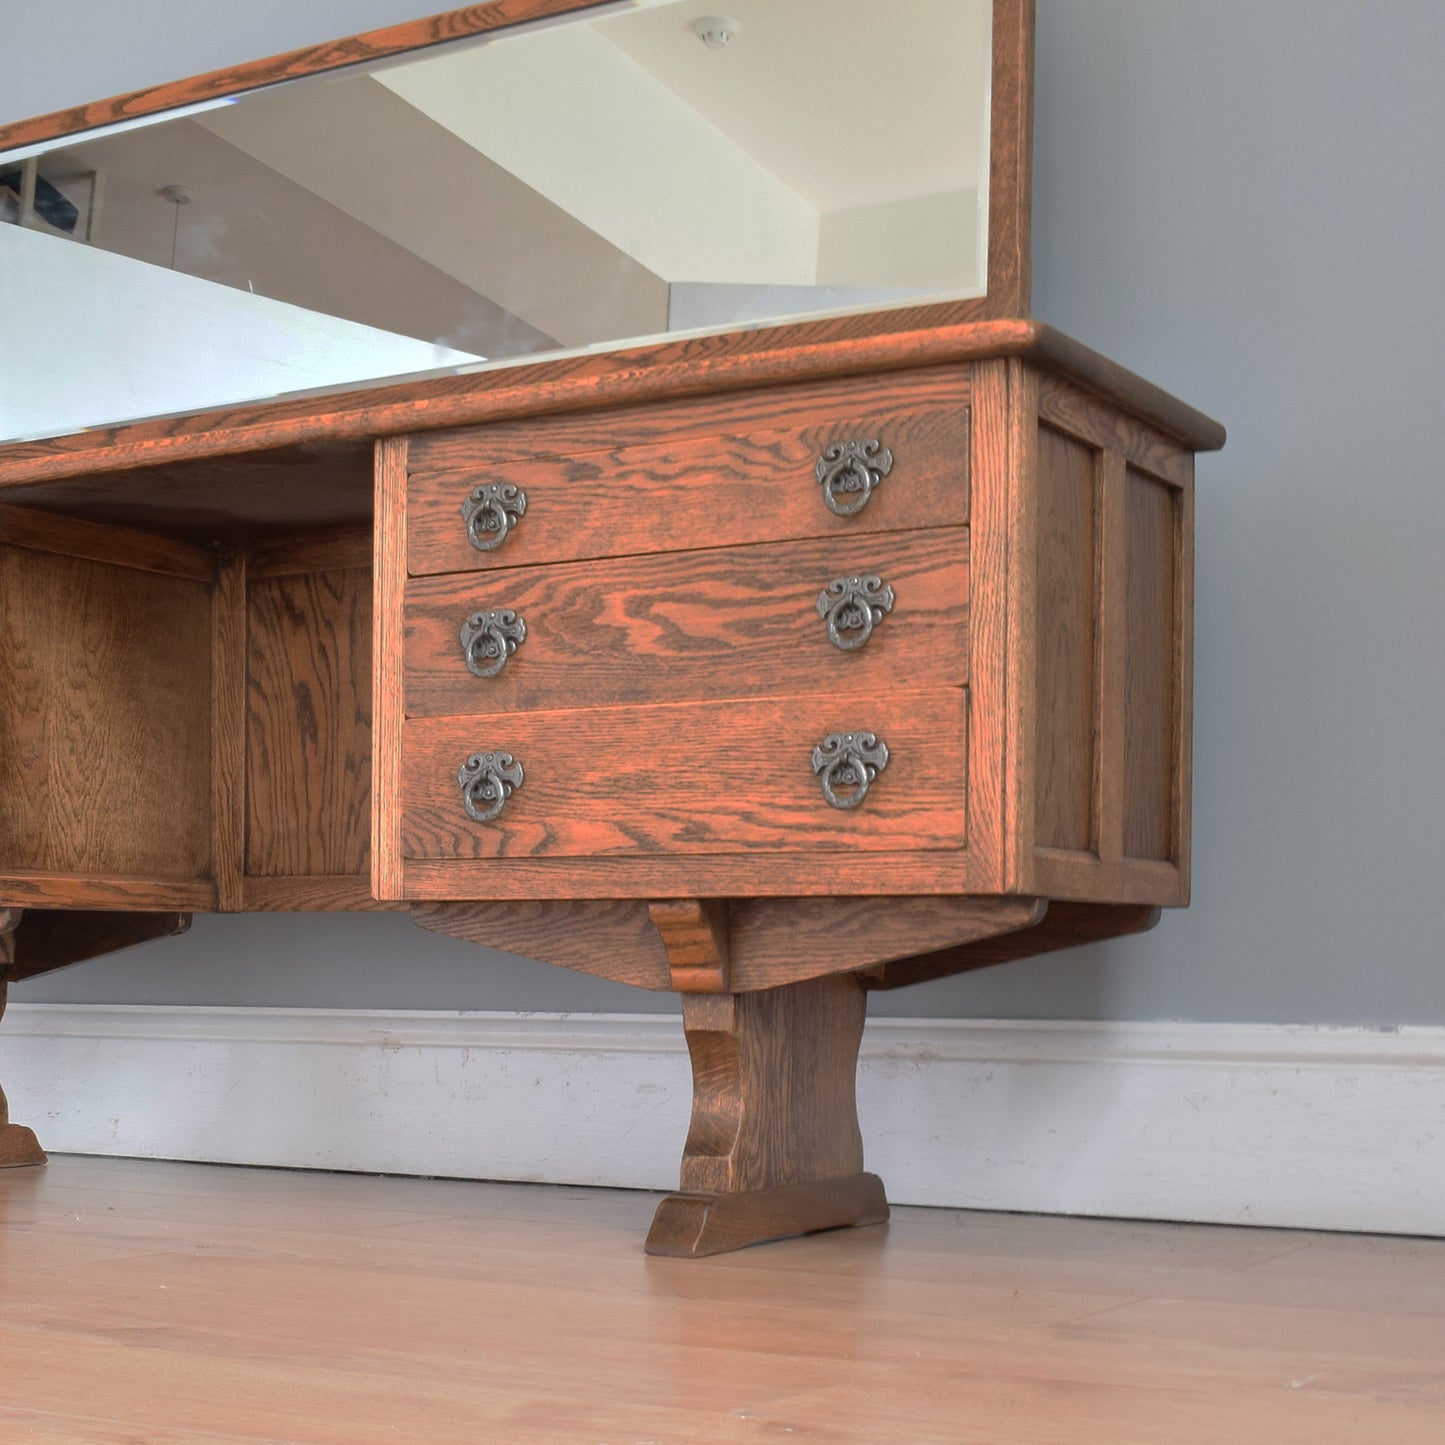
(404, 369, 970, 577)
(402, 528, 970, 717)
(398, 687, 967, 863)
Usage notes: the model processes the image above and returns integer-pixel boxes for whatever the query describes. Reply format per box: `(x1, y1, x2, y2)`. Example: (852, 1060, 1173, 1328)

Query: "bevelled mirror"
(0, 0, 1031, 443)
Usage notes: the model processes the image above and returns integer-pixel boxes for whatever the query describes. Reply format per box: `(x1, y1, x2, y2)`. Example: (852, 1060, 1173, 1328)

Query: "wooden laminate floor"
(1, 1156, 1443, 1443)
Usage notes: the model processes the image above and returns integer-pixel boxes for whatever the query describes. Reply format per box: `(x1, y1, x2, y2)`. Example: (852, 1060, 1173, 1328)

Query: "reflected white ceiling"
(595, 0, 992, 211)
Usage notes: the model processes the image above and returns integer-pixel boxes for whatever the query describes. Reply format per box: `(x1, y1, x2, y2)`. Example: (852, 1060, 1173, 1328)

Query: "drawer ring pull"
(811, 731, 890, 810)
(457, 750, 524, 823)
(816, 438, 893, 517)
(462, 482, 527, 552)
(460, 608, 527, 678)
(816, 574, 895, 651)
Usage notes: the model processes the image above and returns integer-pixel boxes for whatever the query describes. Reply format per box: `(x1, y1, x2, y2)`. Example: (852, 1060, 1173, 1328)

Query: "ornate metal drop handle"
(811, 731, 890, 810)
(816, 574, 894, 651)
(457, 750, 524, 823)
(461, 481, 527, 552)
(460, 608, 526, 678)
(816, 438, 893, 517)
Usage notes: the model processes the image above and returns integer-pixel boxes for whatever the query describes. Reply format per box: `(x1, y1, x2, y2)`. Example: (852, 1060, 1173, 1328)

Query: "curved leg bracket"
(646, 973, 887, 1257)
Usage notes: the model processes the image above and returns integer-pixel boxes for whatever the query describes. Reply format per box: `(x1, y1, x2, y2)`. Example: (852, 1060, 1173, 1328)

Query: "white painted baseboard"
(4, 1004, 1442, 1237)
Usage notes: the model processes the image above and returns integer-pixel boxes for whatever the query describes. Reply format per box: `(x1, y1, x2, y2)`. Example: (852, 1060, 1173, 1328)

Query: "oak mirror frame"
(0, 0, 1033, 442)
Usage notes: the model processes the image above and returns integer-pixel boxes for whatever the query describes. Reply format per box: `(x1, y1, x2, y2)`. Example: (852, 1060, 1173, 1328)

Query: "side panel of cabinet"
(1034, 426, 1098, 853)
(226, 529, 392, 911)
(1026, 374, 1193, 906)
(234, 532, 384, 910)
(0, 505, 217, 908)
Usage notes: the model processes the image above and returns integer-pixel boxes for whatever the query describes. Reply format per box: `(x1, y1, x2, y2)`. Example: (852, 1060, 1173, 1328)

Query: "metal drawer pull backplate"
(462, 481, 527, 552)
(816, 438, 893, 517)
(457, 750, 524, 822)
(811, 731, 890, 809)
(816, 574, 895, 651)
(460, 608, 527, 678)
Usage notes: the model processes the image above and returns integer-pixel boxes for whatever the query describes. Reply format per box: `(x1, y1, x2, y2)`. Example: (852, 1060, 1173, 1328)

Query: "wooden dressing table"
(0, 1, 1223, 1256)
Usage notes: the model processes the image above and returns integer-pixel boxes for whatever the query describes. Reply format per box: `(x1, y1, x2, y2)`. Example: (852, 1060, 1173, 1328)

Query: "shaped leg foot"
(0, 1117, 46, 1169)
(646, 973, 887, 1257)
(0, 922, 47, 1167)
(647, 1173, 888, 1258)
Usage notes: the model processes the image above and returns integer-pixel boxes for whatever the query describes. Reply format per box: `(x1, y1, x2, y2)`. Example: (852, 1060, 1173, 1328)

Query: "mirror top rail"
(0, 2, 605, 156)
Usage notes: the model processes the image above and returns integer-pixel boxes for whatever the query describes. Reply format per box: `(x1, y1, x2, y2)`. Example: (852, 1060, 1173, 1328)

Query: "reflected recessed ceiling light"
(690, 15, 739, 50)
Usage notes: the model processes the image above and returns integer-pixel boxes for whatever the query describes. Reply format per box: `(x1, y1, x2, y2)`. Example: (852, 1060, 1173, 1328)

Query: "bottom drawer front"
(400, 689, 966, 860)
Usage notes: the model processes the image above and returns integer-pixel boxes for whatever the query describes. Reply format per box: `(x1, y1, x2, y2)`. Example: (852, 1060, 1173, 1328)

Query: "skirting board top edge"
(6, 1003, 1444, 1068)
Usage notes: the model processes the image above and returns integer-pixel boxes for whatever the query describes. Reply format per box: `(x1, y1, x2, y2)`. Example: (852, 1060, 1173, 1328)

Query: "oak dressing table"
(0, 0, 1223, 1255)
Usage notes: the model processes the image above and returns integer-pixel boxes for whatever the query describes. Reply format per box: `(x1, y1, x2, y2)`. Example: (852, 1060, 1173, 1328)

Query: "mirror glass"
(0, 0, 993, 443)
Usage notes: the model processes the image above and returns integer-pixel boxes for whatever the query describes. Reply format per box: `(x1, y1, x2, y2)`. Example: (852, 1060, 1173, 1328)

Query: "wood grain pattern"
(964, 361, 1017, 893)
(672, 978, 869, 1193)
(404, 366, 970, 474)
(0, 873, 216, 911)
(646, 975, 886, 1255)
(3, 911, 190, 984)
(1034, 425, 1098, 852)
(240, 877, 402, 912)
(247, 526, 372, 579)
(1093, 451, 1129, 866)
(400, 689, 967, 863)
(0, 322, 1225, 496)
(863, 900, 1158, 990)
(1026, 392, 1195, 902)
(210, 548, 247, 911)
(1036, 372, 1194, 488)
(404, 528, 969, 717)
(371, 438, 408, 903)
(1123, 470, 1178, 862)
(1031, 850, 1185, 907)
(405, 372, 971, 576)
(412, 894, 1043, 993)
(0, 443, 374, 541)
(0, 544, 212, 882)
(646, 1174, 889, 1260)
(245, 569, 372, 879)
(647, 899, 731, 993)
(412, 898, 674, 988)
(989, 0, 1036, 317)
(1002, 360, 1040, 894)
(401, 850, 986, 902)
(724, 894, 1042, 990)
(0, 501, 215, 580)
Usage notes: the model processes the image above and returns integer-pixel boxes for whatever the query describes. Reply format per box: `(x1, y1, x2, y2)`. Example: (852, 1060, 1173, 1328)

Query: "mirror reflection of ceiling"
(0, 0, 992, 442)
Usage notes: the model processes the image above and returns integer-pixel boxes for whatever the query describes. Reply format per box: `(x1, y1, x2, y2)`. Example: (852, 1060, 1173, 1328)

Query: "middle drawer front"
(400, 687, 966, 861)
(404, 529, 969, 717)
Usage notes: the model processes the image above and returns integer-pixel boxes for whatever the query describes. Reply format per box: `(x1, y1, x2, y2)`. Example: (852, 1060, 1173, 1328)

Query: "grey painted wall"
(8, 2, 1445, 1024)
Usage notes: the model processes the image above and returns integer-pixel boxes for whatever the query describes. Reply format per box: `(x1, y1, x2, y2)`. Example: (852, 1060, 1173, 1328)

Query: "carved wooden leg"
(1, 912, 47, 1167)
(646, 973, 887, 1257)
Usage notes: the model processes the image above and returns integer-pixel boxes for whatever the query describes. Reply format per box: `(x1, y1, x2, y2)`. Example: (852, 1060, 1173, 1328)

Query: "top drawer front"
(405, 369, 969, 577)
